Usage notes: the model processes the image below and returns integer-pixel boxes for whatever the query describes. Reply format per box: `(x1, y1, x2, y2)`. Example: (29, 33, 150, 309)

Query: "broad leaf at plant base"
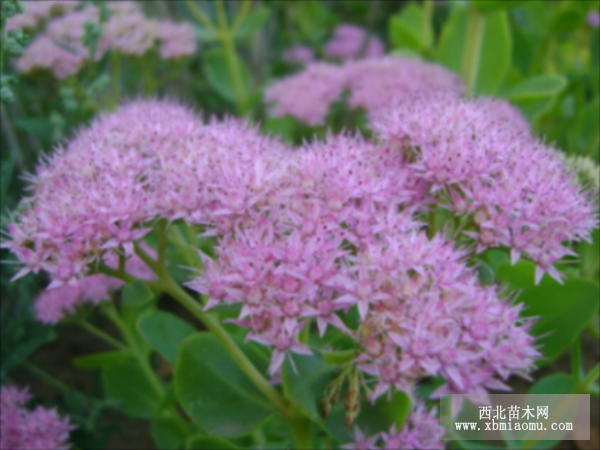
(137, 310, 196, 364)
(497, 260, 600, 365)
(103, 359, 162, 419)
(174, 332, 274, 438)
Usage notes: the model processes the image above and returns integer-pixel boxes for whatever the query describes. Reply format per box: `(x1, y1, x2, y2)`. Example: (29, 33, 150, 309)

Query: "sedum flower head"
(374, 92, 598, 283)
(5, 0, 76, 32)
(2, 99, 288, 286)
(341, 402, 444, 450)
(324, 24, 384, 61)
(264, 56, 464, 125)
(0, 385, 75, 450)
(189, 132, 538, 387)
(15, 2, 196, 78)
(264, 62, 346, 126)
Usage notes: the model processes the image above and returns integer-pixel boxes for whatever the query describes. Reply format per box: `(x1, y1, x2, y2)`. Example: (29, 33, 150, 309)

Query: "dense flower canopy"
(264, 55, 464, 124)
(2, 89, 596, 447)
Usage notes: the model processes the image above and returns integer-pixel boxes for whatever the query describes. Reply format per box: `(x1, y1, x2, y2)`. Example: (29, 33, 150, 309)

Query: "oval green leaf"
(73, 350, 131, 369)
(502, 74, 567, 101)
(281, 349, 333, 422)
(389, 3, 433, 53)
(122, 281, 155, 307)
(497, 261, 600, 365)
(103, 359, 161, 418)
(235, 7, 270, 39)
(186, 435, 240, 450)
(471, 0, 526, 13)
(137, 310, 196, 363)
(528, 373, 575, 395)
(174, 332, 274, 438)
(323, 390, 411, 442)
(436, 8, 511, 95)
(203, 49, 251, 104)
(151, 417, 194, 450)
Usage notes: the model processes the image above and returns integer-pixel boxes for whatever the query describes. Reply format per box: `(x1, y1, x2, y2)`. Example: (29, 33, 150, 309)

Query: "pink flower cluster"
(16, 2, 197, 78)
(264, 63, 346, 125)
(2, 99, 287, 287)
(0, 385, 75, 450)
(324, 24, 384, 61)
(264, 56, 464, 125)
(374, 93, 598, 282)
(189, 131, 539, 400)
(5, 0, 76, 32)
(342, 403, 443, 450)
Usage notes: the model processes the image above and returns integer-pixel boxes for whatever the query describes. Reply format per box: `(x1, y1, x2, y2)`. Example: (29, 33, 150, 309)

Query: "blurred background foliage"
(0, 1, 598, 449)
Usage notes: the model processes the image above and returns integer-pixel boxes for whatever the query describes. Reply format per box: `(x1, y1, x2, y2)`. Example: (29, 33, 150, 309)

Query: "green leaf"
(550, 6, 584, 34)
(476, 261, 495, 286)
(471, 0, 526, 13)
(103, 359, 161, 418)
(572, 97, 600, 156)
(481, 249, 509, 271)
(122, 281, 154, 307)
(186, 435, 240, 450)
(514, 96, 556, 121)
(323, 390, 411, 442)
(203, 49, 251, 104)
(496, 259, 536, 290)
(73, 350, 131, 369)
(528, 373, 575, 394)
(497, 260, 600, 365)
(13, 117, 53, 139)
(281, 349, 332, 422)
(389, 3, 433, 53)
(1, 326, 56, 377)
(502, 74, 567, 101)
(235, 7, 270, 39)
(137, 310, 196, 364)
(174, 332, 274, 438)
(0, 156, 15, 207)
(452, 440, 506, 449)
(151, 417, 193, 450)
(189, 23, 217, 42)
(436, 8, 511, 95)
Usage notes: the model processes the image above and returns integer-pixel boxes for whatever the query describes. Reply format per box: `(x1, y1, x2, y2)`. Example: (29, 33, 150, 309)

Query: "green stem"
(22, 361, 72, 394)
(0, 19, 6, 73)
(185, 0, 218, 34)
(571, 336, 583, 384)
(585, 315, 600, 340)
(104, 303, 165, 398)
(73, 318, 127, 350)
(461, 8, 484, 96)
(161, 275, 289, 414)
(289, 405, 312, 450)
(231, 0, 252, 34)
(0, 103, 23, 170)
(216, 0, 246, 112)
(573, 363, 600, 394)
(131, 241, 288, 414)
(111, 51, 120, 107)
(167, 225, 199, 267)
(157, 218, 168, 272)
(97, 261, 163, 291)
(323, 349, 356, 366)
